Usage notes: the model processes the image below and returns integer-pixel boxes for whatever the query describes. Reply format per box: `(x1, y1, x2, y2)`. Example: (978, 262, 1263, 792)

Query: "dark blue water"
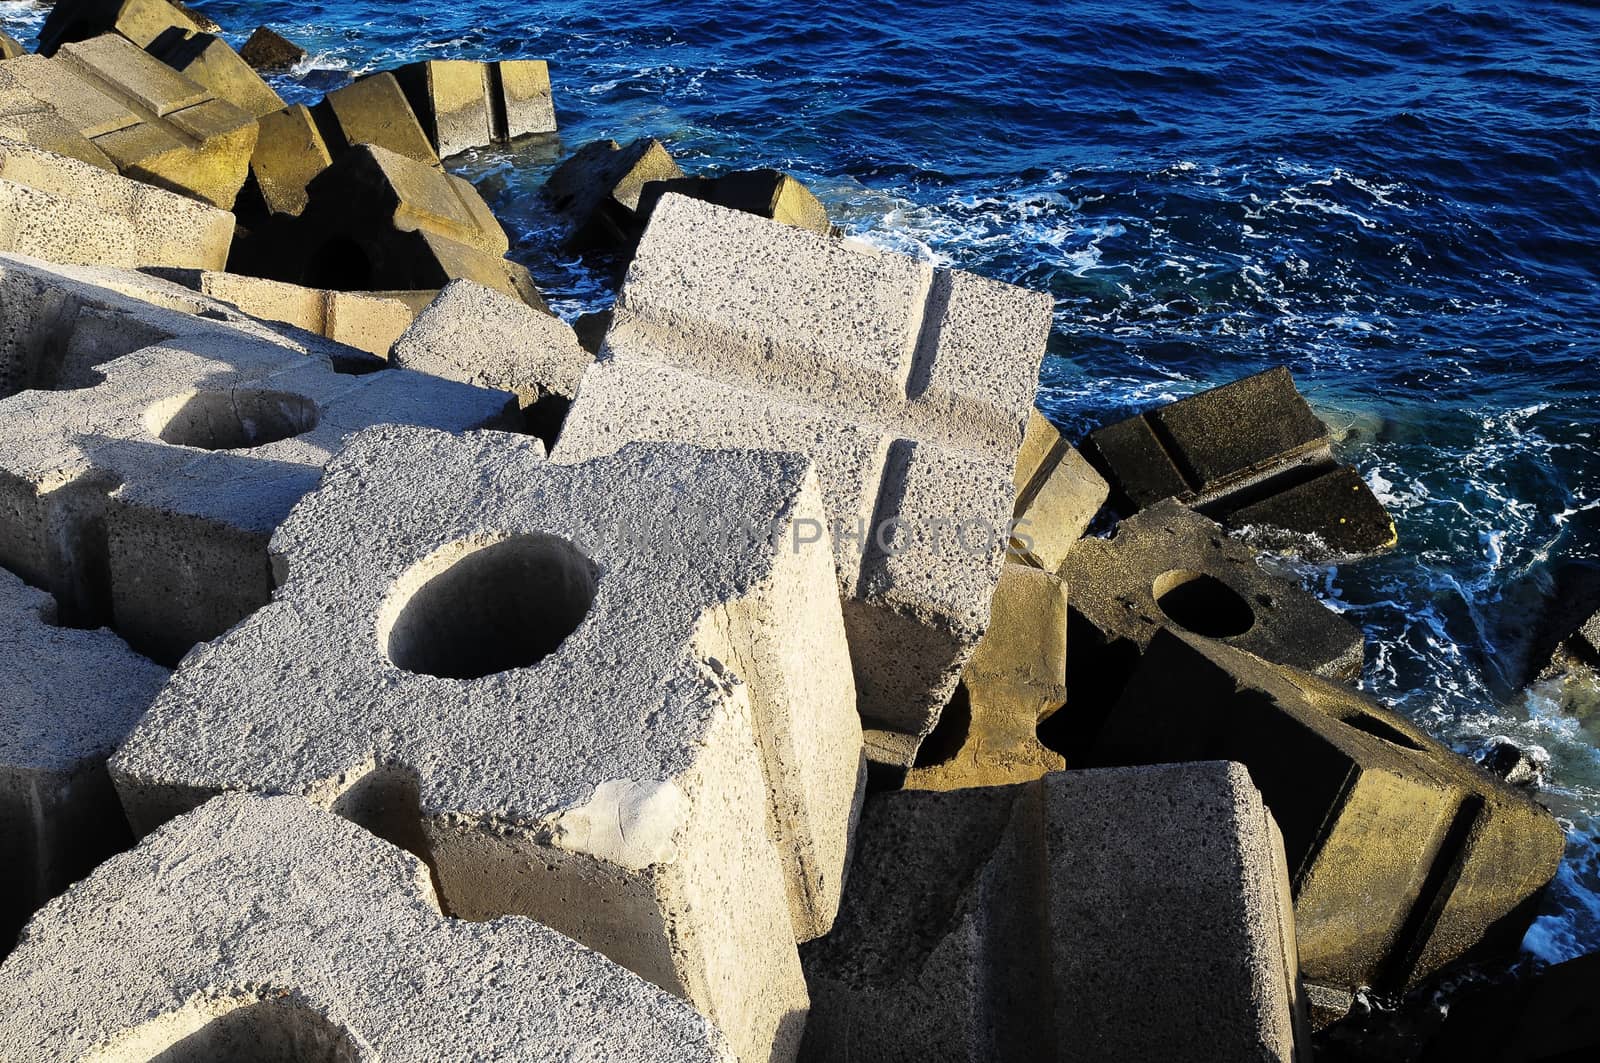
(6, 0, 1600, 972)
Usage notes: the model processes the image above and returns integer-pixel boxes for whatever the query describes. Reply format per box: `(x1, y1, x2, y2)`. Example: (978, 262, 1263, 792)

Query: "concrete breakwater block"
(801, 761, 1308, 1062)
(239, 27, 306, 72)
(145, 29, 287, 119)
(311, 71, 441, 167)
(393, 58, 557, 159)
(0, 139, 233, 269)
(557, 194, 1053, 766)
(904, 563, 1068, 791)
(0, 566, 169, 952)
(1050, 499, 1365, 752)
(544, 136, 686, 249)
(2, 35, 258, 209)
(1084, 366, 1397, 558)
(637, 168, 833, 236)
(1009, 408, 1109, 571)
(37, 0, 205, 57)
(1089, 629, 1566, 1003)
(0, 92, 121, 170)
(110, 426, 866, 1063)
(0, 794, 736, 1061)
(0, 255, 514, 663)
(242, 102, 332, 218)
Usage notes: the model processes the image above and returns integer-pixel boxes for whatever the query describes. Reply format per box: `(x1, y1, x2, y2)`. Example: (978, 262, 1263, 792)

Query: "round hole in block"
(145, 389, 321, 450)
(383, 534, 598, 680)
(1151, 569, 1255, 638)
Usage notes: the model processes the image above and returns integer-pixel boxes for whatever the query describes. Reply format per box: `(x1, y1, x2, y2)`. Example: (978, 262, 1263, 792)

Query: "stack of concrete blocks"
(0, 794, 736, 1061)
(37, 0, 208, 57)
(0, 139, 233, 268)
(1091, 629, 1566, 1019)
(1082, 366, 1397, 558)
(801, 761, 1309, 1061)
(0, 34, 257, 208)
(109, 425, 867, 1063)
(0, 253, 516, 664)
(0, 566, 169, 951)
(637, 168, 834, 237)
(311, 73, 443, 168)
(391, 58, 558, 158)
(543, 137, 687, 249)
(144, 28, 287, 119)
(557, 194, 1054, 769)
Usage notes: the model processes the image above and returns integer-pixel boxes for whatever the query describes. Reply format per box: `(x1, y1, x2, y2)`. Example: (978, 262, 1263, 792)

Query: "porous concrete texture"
(393, 58, 557, 159)
(557, 193, 1054, 765)
(904, 563, 1067, 790)
(544, 136, 686, 249)
(1050, 499, 1366, 752)
(800, 762, 1307, 1062)
(239, 26, 306, 71)
(390, 279, 589, 435)
(145, 30, 287, 119)
(0, 89, 120, 170)
(1090, 629, 1567, 1001)
(1084, 366, 1398, 558)
(0, 138, 233, 269)
(1010, 408, 1108, 570)
(1, 31, 23, 61)
(38, 0, 203, 57)
(312, 71, 441, 167)
(1, 35, 258, 208)
(638, 168, 832, 235)
(0, 255, 514, 663)
(243, 101, 331, 217)
(0, 794, 737, 1061)
(111, 426, 866, 1063)
(0, 566, 169, 951)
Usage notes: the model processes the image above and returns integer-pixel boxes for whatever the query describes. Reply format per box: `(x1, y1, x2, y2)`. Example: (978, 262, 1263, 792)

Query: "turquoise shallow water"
(5, 0, 1600, 979)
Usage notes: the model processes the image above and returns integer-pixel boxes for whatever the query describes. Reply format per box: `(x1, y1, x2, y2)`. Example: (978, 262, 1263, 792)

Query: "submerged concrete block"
(801, 762, 1307, 1062)
(1089, 629, 1566, 1000)
(2, 35, 257, 208)
(0, 254, 513, 663)
(0, 138, 233, 268)
(557, 194, 1053, 765)
(37, 0, 203, 56)
(239, 26, 306, 72)
(145, 29, 286, 118)
(393, 58, 556, 158)
(312, 71, 440, 166)
(0, 794, 735, 1061)
(544, 136, 685, 249)
(904, 563, 1067, 790)
(110, 426, 865, 1063)
(1084, 366, 1397, 558)
(1010, 409, 1107, 570)
(0, 566, 169, 950)
(639, 168, 831, 236)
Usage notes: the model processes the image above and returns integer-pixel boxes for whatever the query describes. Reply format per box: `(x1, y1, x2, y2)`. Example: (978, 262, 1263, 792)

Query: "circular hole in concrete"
(384, 534, 598, 680)
(1151, 569, 1255, 638)
(146, 389, 320, 450)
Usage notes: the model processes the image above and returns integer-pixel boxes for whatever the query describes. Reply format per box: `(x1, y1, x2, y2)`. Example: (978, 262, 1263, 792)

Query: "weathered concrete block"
(0, 566, 169, 951)
(38, 0, 203, 57)
(391, 279, 588, 439)
(145, 29, 286, 118)
(557, 194, 1056, 765)
(0, 794, 736, 1061)
(1010, 408, 1107, 570)
(2, 35, 257, 208)
(0, 31, 23, 61)
(312, 70, 440, 166)
(393, 58, 556, 159)
(0, 88, 121, 170)
(239, 25, 305, 71)
(1084, 366, 1397, 558)
(639, 168, 832, 236)
(111, 426, 865, 1063)
(0, 254, 514, 662)
(243, 101, 330, 217)
(1089, 629, 1566, 1000)
(904, 563, 1067, 790)
(544, 136, 685, 249)
(0, 138, 232, 268)
(801, 762, 1307, 1062)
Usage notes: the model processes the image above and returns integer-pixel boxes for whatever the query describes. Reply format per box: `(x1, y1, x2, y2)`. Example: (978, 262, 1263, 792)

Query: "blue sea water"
(6, 0, 1600, 983)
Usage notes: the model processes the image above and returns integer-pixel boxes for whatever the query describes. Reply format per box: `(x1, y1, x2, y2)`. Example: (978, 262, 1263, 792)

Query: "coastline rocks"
(0, 794, 737, 1061)
(239, 26, 305, 71)
(392, 58, 558, 159)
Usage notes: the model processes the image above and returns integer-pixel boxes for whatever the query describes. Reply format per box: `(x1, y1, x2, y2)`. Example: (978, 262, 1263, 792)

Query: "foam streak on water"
(6, 0, 1600, 965)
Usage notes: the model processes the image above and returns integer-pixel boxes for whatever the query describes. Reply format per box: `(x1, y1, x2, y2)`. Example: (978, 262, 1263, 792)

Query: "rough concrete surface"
(1010, 408, 1107, 570)
(0, 793, 736, 1061)
(800, 762, 1307, 1062)
(110, 426, 866, 1063)
(392, 59, 557, 158)
(38, 0, 204, 57)
(0, 565, 169, 951)
(557, 194, 1053, 764)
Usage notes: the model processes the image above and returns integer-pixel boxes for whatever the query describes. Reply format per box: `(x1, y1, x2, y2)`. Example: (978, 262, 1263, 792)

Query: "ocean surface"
(6, 0, 1600, 991)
